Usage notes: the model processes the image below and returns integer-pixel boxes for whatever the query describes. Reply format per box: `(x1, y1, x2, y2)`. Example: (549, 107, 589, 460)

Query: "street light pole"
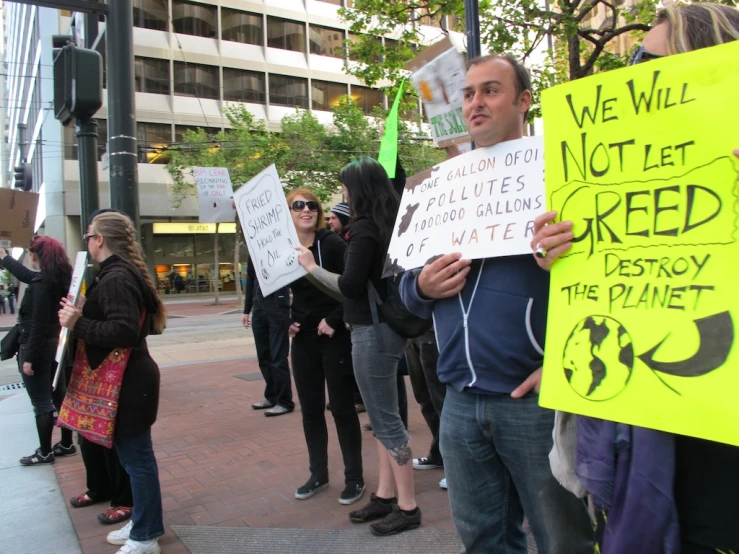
(106, 0, 140, 232)
(76, 118, 99, 234)
(465, 0, 481, 150)
(465, 0, 482, 60)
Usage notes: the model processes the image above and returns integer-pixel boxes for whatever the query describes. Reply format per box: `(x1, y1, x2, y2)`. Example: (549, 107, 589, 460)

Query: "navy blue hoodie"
(400, 255, 549, 395)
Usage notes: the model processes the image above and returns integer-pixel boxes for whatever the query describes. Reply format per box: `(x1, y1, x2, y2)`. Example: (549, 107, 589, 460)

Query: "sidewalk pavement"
(51, 357, 456, 554)
(0, 392, 81, 554)
(0, 311, 17, 331)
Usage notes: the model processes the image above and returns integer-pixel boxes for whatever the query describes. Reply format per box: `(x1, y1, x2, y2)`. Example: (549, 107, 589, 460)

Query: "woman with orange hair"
(286, 188, 365, 506)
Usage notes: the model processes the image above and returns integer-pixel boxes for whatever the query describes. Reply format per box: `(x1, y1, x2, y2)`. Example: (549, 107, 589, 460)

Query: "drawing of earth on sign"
(562, 315, 634, 401)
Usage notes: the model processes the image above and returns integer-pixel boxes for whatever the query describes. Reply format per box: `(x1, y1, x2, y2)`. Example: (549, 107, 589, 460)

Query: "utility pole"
(106, 0, 139, 232)
(465, 0, 481, 150)
(76, 118, 99, 233)
(465, 0, 482, 60)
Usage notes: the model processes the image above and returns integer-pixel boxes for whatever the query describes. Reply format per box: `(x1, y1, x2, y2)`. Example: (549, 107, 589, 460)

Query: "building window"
(267, 17, 306, 53)
(312, 80, 347, 111)
(351, 85, 384, 114)
(173, 61, 219, 99)
(133, 0, 167, 31)
(309, 25, 344, 58)
(172, 0, 217, 38)
(175, 125, 220, 143)
(135, 57, 170, 95)
(138, 122, 171, 164)
(223, 68, 266, 104)
(269, 74, 309, 108)
(221, 8, 263, 46)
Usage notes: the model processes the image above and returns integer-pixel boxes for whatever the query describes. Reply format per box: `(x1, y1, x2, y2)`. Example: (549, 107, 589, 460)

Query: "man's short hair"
(467, 54, 531, 121)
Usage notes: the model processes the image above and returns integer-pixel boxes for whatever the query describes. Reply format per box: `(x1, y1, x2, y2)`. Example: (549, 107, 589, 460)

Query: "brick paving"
(53, 357, 454, 554)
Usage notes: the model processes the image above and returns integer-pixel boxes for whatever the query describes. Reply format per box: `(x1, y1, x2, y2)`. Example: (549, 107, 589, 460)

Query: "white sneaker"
(107, 520, 133, 545)
(115, 539, 161, 554)
(439, 477, 448, 490)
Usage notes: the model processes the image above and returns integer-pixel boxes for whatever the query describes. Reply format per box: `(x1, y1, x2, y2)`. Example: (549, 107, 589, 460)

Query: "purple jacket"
(576, 417, 680, 554)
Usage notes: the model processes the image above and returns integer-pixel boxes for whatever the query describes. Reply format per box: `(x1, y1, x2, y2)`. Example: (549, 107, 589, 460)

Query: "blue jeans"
(114, 429, 164, 542)
(440, 386, 593, 554)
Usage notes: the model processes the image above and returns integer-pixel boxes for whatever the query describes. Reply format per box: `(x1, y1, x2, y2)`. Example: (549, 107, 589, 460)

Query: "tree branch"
(579, 22, 651, 40)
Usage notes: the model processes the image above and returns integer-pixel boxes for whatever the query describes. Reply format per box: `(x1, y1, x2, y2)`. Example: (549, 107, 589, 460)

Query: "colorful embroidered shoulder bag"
(58, 314, 145, 448)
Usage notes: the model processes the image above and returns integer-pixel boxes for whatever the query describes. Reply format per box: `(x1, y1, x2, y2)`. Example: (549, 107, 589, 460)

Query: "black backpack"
(367, 273, 432, 340)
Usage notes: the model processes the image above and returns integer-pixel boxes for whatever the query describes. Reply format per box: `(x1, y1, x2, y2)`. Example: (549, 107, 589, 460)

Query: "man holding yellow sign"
(535, 4, 739, 552)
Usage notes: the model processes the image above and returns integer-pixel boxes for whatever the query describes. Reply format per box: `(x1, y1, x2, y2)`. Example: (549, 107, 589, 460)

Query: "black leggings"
(291, 329, 363, 486)
(19, 342, 57, 415)
(19, 340, 72, 454)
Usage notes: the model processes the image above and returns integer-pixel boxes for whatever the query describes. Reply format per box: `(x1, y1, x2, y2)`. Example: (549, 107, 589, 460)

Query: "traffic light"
(13, 163, 32, 191)
(52, 36, 103, 126)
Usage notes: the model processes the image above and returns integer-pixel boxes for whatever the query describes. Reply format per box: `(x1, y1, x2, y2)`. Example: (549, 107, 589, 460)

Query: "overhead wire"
(166, 13, 213, 131)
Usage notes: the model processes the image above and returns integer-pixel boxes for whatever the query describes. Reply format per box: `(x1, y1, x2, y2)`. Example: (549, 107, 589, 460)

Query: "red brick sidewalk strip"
(54, 358, 453, 554)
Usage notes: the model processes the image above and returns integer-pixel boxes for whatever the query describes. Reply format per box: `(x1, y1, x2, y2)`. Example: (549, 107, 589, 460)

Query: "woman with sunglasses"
(297, 158, 421, 537)
(532, 4, 739, 553)
(285, 189, 365, 505)
(0, 237, 74, 466)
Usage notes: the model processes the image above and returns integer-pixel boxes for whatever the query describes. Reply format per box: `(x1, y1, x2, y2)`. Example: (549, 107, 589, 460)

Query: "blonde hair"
(657, 3, 739, 54)
(285, 188, 326, 232)
(92, 212, 167, 334)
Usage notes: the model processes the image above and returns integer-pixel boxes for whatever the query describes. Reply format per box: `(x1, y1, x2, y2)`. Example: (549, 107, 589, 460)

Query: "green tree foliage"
(166, 98, 445, 206)
(339, 0, 703, 118)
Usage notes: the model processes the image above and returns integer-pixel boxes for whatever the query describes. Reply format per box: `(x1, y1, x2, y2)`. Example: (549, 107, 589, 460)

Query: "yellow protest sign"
(538, 40, 739, 446)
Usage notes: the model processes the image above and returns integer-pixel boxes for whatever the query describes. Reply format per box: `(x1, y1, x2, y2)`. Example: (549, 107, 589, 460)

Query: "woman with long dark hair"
(286, 188, 365, 505)
(0, 237, 74, 465)
(297, 157, 421, 536)
(60, 211, 166, 554)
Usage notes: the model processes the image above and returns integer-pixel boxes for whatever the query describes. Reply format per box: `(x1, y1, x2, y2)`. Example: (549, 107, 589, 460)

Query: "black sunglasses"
(291, 200, 319, 212)
(83, 233, 99, 242)
(629, 45, 663, 66)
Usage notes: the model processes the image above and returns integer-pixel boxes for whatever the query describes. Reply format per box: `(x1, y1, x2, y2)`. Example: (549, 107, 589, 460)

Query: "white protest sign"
(234, 164, 306, 296)
(53, 251, 88, 389)
(193, 166, 237, 223)
(384, 136, 545, 276)
(408, 38, 469, 146)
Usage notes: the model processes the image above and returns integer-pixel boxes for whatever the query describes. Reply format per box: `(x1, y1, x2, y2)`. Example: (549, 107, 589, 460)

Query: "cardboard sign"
(407, 38, 469, 147)
(193, 166, 237, 223)
(53, 252, 88, 389)
(384, 136, 545, 276)
(0, 188, 39, 247)
(234, 164, 306, 296)
(538, 41, 739, 446)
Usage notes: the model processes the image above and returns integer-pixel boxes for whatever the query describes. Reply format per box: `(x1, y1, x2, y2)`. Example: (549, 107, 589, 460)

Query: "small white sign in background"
(193, 166, 237, 223)
(384, 136, 546, 276)
(234, 164, 306, 296)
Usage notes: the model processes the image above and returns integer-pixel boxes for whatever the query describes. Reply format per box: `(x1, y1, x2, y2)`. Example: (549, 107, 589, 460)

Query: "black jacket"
(338, 216, 389, 325)
(290, 229, 346, 333)
(1, 255, 66, 365)
(73, 255, 162, 437)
